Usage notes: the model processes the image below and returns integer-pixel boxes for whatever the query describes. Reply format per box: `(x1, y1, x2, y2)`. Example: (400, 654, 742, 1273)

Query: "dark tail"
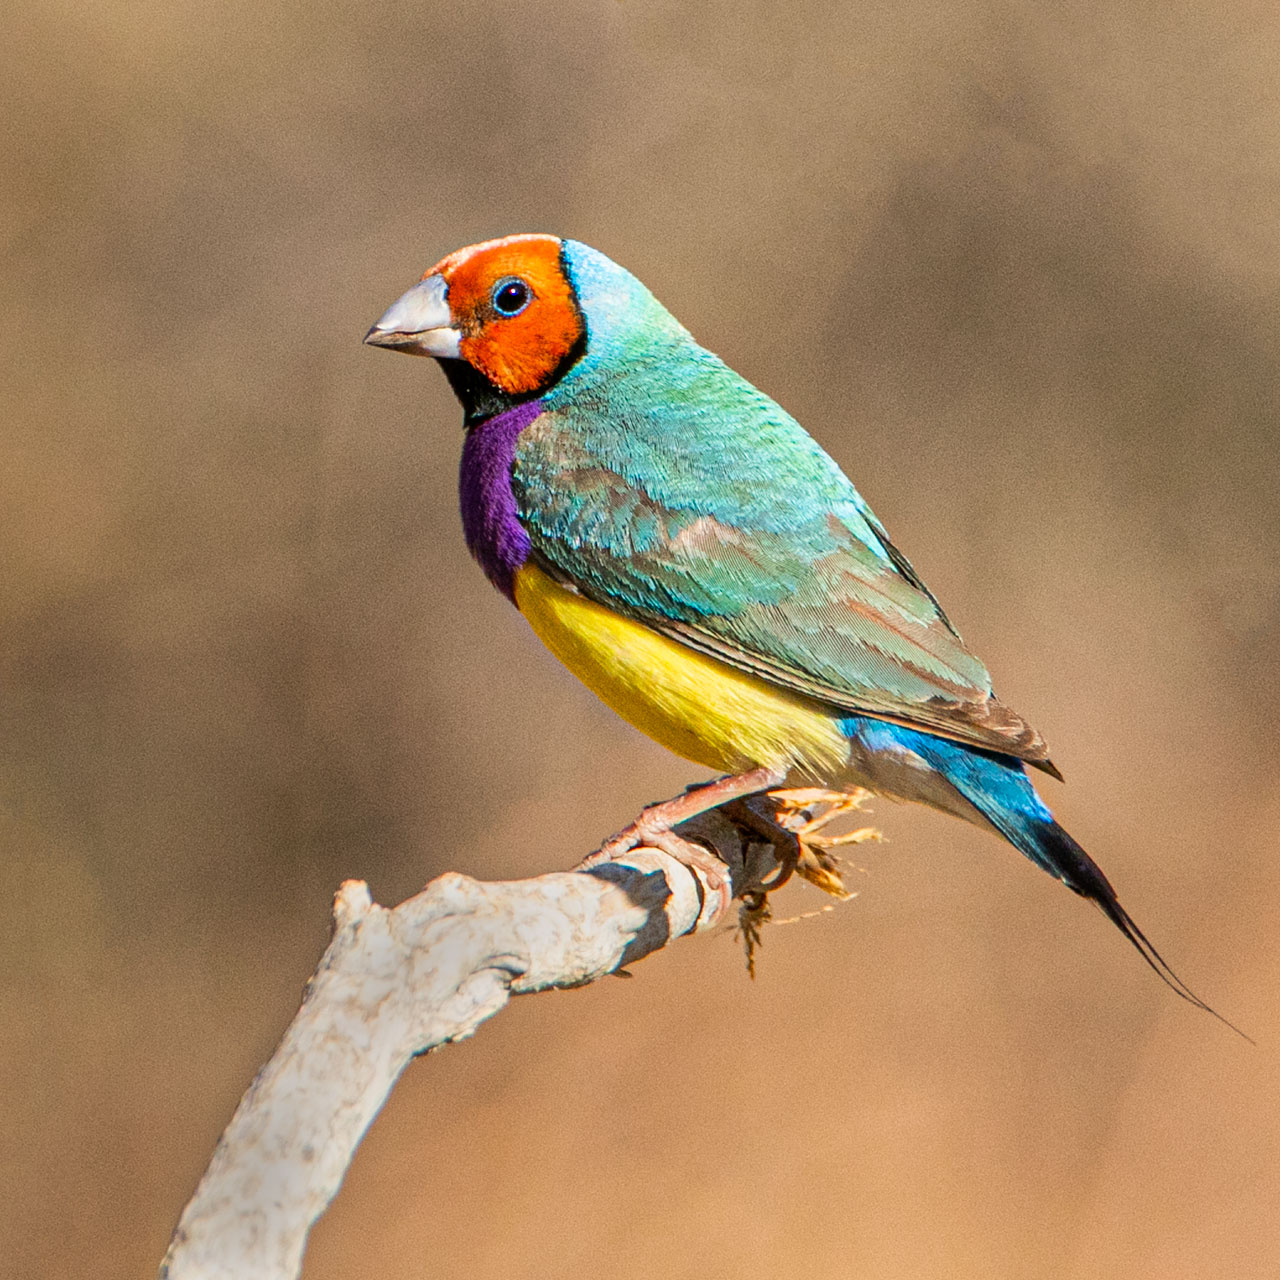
(900, 728, 1251, 1041)
(1018, 820, 1251, 1042)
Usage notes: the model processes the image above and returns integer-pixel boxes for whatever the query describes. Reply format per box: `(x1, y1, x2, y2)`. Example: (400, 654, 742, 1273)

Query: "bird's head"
(365, 233, 589, 419)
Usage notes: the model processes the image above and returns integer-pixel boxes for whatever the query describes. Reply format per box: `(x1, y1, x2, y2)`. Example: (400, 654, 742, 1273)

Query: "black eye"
(492, 278, 531, 317)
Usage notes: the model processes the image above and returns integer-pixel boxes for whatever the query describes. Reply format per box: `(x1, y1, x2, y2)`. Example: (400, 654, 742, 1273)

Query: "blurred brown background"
(4, 1, 1279, 1276)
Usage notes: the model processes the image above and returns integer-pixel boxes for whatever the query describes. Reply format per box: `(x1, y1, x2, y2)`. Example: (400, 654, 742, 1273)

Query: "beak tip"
(364, 324, 409, 350)
(364, 276, 460, 357)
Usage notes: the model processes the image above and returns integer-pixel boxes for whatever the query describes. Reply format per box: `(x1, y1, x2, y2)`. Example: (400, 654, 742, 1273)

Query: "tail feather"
(1018, 820, 1251, 1042)
(895, 726, 1250, 1040)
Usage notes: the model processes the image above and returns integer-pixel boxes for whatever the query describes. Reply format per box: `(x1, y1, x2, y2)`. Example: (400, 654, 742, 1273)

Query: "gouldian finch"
(366, 233, 1231, 1027)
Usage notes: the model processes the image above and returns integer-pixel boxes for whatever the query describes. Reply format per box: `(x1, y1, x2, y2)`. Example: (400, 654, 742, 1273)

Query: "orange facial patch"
(425, 234, 583, 396)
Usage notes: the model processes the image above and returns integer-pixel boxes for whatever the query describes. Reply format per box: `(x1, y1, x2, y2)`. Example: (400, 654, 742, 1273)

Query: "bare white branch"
(159, 810, 778, 1280)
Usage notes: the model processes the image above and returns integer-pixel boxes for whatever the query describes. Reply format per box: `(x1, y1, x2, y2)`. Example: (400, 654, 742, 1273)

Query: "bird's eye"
(492, 278, 531, 317)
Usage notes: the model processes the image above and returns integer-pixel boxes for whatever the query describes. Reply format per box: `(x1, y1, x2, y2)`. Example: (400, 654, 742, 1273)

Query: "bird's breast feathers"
(512, 560, 851, 777)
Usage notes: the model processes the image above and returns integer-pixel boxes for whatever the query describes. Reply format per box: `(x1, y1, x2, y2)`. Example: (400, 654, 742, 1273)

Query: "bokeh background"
(5, 2, 1280, 1276)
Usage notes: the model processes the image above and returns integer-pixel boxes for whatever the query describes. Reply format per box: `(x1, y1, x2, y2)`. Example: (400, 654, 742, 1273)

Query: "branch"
(158, 808, 784, 1280)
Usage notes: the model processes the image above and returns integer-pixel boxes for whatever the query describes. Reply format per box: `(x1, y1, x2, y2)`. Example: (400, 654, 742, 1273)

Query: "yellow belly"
(513, 562, 849, 778)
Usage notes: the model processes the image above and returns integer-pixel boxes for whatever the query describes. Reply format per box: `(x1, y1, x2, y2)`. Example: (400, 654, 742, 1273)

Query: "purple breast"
(458, 399, 543, 601)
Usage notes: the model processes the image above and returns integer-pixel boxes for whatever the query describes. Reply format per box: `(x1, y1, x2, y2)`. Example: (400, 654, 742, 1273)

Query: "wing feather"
(518, 366, 1058, 774)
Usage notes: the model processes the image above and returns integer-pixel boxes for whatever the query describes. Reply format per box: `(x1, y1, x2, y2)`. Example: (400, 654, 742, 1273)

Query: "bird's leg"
(586, 765, 789, 893)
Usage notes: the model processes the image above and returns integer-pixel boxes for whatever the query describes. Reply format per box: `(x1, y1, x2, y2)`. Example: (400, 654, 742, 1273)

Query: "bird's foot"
(586, 804, 699, 865)
(583, 766, 789, 916)
(584, 814, 733, 913)
(586, 766, 787, 869)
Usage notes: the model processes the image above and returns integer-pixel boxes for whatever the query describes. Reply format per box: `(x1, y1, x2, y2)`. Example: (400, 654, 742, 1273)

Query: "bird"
(365, 232, 1236, 1030)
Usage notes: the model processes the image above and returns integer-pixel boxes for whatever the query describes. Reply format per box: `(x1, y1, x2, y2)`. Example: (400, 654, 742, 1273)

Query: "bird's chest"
(511, 561, 850, 779)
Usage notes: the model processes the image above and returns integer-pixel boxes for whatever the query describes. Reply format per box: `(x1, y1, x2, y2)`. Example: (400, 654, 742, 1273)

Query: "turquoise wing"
(519, 342, 1054, 769)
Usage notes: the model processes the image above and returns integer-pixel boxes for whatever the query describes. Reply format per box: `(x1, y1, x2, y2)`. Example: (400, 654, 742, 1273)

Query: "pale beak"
(363, 274, 462, 358)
